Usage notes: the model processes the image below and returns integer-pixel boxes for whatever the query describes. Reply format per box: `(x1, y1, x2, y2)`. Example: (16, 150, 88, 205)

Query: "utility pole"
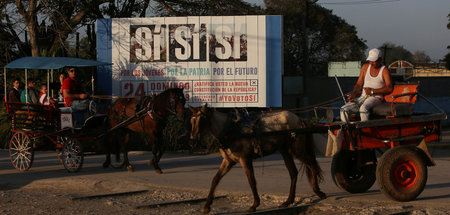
(381, 44, 391, 65)
(302, 0, 318, 107)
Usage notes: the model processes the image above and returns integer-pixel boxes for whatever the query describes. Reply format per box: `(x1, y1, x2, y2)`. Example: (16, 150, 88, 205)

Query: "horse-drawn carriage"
(324, 83, 447, 202)
(4, 57, 186, 173)
(188, 83, 447, 212)
(4, 57, 112, 172)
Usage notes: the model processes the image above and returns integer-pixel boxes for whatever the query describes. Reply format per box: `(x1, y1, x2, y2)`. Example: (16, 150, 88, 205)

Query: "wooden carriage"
(325, 83, 446, 201)
(4, 57, 110, 172)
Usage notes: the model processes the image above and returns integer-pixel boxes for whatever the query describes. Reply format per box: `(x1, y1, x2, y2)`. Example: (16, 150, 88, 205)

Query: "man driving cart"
(340, 48, 393, 122)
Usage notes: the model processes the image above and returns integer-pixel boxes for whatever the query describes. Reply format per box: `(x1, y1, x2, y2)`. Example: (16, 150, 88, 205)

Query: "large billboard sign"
(97, 16, 282, 107)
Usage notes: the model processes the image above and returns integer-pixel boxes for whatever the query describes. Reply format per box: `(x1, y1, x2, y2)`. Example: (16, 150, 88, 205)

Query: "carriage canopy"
(5, 57, 110, 70)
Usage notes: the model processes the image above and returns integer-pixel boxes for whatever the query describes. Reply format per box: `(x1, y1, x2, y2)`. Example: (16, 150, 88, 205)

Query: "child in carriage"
(39, 84, 56, 105)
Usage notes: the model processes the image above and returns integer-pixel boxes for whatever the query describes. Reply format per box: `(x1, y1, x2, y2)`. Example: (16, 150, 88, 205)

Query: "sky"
(248, 0, 450, 61)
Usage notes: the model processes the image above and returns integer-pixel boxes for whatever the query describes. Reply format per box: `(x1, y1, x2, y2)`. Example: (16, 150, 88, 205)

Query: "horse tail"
(294, 119, 323, 185)
(304, 131, 324, 183)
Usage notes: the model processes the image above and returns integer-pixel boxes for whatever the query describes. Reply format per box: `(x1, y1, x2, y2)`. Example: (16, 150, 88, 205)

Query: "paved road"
(1, 144, 450, 212)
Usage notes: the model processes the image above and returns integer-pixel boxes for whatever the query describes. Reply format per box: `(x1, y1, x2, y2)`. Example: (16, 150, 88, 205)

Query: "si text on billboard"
(97, 16, 282, 108)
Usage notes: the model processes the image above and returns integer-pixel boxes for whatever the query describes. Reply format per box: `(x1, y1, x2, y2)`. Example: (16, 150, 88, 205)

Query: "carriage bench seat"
(371, 84, 418, 118)
(371, 103, 413, 117)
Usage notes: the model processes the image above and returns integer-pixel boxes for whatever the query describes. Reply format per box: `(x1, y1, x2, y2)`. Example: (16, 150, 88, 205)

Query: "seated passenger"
(62, 67, 90, 127)
(8, 78, 21, 103)
(20, 79, 39, 104)
(340, 48, 393, 122)
(39, 84, 55, 105)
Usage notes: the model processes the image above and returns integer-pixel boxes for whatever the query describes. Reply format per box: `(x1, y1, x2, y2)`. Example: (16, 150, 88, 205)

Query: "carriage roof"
(5, 57, 110, 70)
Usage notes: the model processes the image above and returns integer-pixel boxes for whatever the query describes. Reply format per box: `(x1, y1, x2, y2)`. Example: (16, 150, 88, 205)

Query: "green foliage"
(379, 42, 413, 65)
(444, 52, 450, 70)
(447, 13, 450, 30)
(265, 0, 367, 76)
(412, 51, 431, 64)
(151, 0, 263, 16)
(162, 115, 189, 151)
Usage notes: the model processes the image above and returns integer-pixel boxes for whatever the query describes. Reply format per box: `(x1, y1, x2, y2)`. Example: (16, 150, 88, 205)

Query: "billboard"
(97, 16, 282, 107)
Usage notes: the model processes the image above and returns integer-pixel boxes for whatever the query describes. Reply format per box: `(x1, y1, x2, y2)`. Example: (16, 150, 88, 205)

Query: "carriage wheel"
(9, 131, 35, 171)
(331, 150, 376, 193)
(56, 136, 68, 165)
(60, 136, 84, 173)
(376, 146, 427, 201)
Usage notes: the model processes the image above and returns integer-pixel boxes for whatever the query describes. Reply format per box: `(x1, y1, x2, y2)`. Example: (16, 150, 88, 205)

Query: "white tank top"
(362, 65, 385, 98)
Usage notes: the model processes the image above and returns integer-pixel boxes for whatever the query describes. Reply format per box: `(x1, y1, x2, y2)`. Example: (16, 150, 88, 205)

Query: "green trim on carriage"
(5, 57, 110, 70)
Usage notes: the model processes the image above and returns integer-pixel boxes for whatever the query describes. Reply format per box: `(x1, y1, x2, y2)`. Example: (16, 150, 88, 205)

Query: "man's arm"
(348, 64, 367, 102)
(370, 68, 393, 96)
(63, 89, 88, 100)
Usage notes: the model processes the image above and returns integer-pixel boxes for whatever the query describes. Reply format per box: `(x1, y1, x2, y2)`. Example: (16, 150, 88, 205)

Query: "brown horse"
(103, 88, 186, 173)
(189, 104, 326, 213)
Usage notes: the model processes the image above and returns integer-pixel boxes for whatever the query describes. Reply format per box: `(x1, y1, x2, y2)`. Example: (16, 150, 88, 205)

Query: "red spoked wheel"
(392, 159, 418, 190)
(377, 146, 427, 201)
(9, 131, 35, 171)
(59, 136, 84, 173)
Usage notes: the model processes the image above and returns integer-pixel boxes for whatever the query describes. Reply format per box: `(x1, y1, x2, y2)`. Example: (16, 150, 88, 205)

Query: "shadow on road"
(0, 150, 226, 191)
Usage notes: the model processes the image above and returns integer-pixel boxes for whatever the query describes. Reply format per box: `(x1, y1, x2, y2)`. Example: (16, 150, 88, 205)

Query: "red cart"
(325, 83, 446, 201)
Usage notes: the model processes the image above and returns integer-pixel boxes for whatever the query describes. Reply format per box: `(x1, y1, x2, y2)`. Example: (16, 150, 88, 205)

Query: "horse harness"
(220, 110, 308, 156)
(110, 93, 183, 129)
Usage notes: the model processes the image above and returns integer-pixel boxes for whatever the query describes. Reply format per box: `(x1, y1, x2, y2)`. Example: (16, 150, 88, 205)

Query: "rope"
(90, 95, 143, 100)
(287, 94, 348, 114)
(92, 92, 350, 115)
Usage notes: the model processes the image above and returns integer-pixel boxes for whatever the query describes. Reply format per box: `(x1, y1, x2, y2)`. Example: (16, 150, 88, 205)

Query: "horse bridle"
(190, 109, 235, 147)
(190, 109, 207, 142)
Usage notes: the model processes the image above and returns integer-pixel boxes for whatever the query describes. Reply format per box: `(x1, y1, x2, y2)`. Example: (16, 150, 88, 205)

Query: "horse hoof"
(279, 202, 289, 208)
(317, 191, 327, 199)
(202, 207, 210, 214)
(155, 169, 163, 174)
(102, 162, 109, 169)
(247, 207, 256, 213)
(127, 165, 134, 172)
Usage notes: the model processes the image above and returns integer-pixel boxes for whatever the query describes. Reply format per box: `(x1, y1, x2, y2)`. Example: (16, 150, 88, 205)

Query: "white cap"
(366, 48, 381, 62)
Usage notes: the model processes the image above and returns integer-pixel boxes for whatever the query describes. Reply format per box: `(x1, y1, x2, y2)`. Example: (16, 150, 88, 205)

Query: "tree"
(378, 42, 413, 66)
(444, 53, 450, 70)
(0, 0, 110, 57)
(447, 13, 450, 30)
(412, 51, 431, 64)
(264, 0, 367, 76)
(77, 0, 261, 59)
(0, 1, 29, 66)
(149, 0, 262, 16)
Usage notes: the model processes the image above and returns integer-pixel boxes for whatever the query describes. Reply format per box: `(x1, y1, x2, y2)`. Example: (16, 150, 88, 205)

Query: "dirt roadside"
(1, 178, 446, 215)
(2, 133, 450, 215)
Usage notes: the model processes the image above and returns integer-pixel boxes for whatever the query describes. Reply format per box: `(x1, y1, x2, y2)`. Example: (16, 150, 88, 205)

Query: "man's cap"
(366, 48, 381, 62)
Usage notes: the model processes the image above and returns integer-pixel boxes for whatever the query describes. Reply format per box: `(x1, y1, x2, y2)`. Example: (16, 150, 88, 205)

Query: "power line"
(319, 0, 400, 5)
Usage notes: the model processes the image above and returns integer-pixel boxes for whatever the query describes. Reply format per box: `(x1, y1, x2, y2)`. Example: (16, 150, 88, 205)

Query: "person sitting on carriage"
(340, 48, 393, 122)
(39, 84, 55, 105)
(50, 72, 66, 101)
(20, 79, 39, 104)
(62, 67, 90, 127)
(8, 78, 21, 103)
